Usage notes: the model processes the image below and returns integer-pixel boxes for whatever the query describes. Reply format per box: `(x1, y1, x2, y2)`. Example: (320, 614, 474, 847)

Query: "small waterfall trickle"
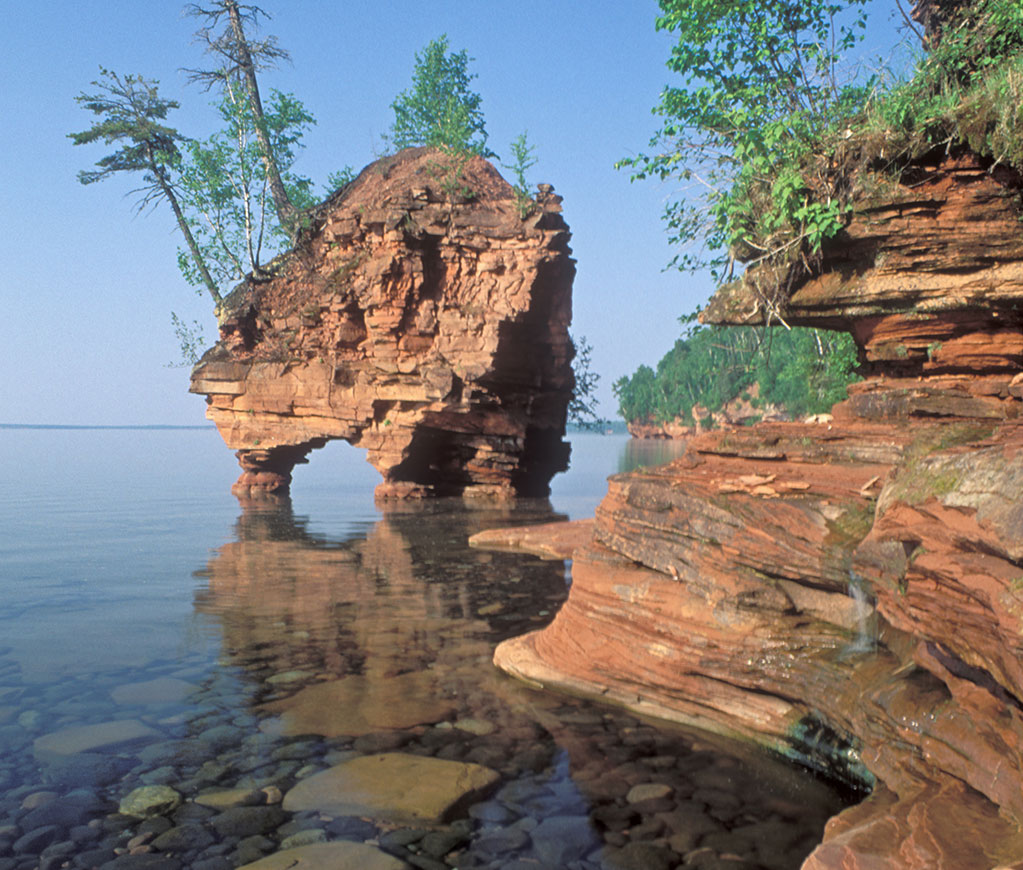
(843, 570, 877, 656)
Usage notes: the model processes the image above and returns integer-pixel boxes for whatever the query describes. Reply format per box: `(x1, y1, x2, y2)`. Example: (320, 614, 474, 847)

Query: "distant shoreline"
(0, 424, 215, 430)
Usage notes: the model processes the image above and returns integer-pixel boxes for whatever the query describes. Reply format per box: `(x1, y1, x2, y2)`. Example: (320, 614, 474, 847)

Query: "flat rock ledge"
(282, 752, 500, 826)
(467, 518, 593, 560)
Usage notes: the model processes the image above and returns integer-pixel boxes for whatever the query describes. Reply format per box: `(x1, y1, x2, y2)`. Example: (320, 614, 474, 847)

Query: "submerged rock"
(282, 752, 500, 825)
(110, 678, 196, 706)
(193, 788, 265, 810)
(34, 720, 159, 762)
(118, 785, 182, 819)
(235, 841, 409, 870)
(261, 671, 455, 738)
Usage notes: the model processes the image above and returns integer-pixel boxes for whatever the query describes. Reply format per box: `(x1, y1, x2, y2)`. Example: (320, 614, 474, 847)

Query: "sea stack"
(191, 147, 575, 499)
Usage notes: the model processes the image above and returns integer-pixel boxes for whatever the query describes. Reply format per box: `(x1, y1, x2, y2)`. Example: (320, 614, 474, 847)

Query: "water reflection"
(0, 432, 849, 869)
(181, 495, 847, 869)
(617, 437, 688, 474)
(194, 497, 570, 741)
(195, 496, 568, 667)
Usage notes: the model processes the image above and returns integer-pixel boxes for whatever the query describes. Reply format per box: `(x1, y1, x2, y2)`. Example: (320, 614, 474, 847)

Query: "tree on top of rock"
(71, 5, 319, 311)
(389, 35, 491, 155)
(69, 69, 223, 307)
(184, 0, 305, 242)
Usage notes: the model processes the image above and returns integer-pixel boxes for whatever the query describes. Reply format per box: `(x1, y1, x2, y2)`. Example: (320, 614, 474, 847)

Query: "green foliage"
(72, 9, 329, 366)
(71, 10, 329, 336)
(426, 147, 477, 203)
(167, 311, 207, 367)
(754, 327, 860, 415)
(389, 35, 490, 155)
(185, 0, 301, 238)
(568, 334, 608, 431)
(613, 318, 860, 425)
(69, 68, 185, 192)
(618, 0, 872, 288)
(859, 0, 1023, 170)
(174, 83, 315, 291)
(502, 132, 538, 219)
(625, 0, 1023, 312)
(325, 165, 357, 194)
(70, 69, 223, 305)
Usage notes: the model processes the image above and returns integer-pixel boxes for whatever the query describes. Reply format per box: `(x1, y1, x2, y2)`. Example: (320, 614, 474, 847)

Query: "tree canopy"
(70, 69, 222, 305)
(174, 83, 314, 292)
(622, 0, 1023, 303)
(70, 5, 324, 313)
(185, 0, 302, 238)
(389, 35, 490, 154)
(618, 0, 872, 297)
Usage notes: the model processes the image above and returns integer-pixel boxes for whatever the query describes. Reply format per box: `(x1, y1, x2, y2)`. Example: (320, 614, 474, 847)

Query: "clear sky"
(0, 1, 907, 425)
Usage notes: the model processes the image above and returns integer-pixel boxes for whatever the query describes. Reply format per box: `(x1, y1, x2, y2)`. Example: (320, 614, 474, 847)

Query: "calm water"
(0, 429, 845, 869)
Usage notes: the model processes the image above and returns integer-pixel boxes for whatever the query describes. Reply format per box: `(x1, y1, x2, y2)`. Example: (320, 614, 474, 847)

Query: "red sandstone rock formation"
(190, 148, 574, 498)
(489, 151, 1023, 868)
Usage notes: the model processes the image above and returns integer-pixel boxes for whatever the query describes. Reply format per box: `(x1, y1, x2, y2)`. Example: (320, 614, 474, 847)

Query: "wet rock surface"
(282, 753, 501, 824)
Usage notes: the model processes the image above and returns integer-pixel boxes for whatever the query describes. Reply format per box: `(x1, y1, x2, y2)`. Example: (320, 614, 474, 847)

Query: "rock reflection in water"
(618, 437, 688, 474)
(181, 496, 849, 869)
(194, 495, 569, 701)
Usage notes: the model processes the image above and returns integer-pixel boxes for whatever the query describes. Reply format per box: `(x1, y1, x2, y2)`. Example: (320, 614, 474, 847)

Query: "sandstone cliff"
(190, 148, 574, 498)
(487, 150, 1023, 868)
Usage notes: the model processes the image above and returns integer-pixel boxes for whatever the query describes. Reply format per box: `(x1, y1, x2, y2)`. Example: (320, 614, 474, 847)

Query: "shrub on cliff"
(617, 0, 874, 316)
(622, 0, 1023, 318)
(857, 0, 1023, 169)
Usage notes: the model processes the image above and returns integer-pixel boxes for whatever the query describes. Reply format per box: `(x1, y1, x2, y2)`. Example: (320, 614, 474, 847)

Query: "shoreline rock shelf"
(190, 147, 575, 499)
(490, 150, 1023, 868)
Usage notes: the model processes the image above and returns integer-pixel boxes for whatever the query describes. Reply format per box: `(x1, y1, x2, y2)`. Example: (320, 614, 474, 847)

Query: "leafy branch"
(618, 0, 872, 309)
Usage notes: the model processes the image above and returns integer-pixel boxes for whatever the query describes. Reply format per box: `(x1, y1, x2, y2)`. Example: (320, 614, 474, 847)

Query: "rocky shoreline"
(487, 150, 1023, 868)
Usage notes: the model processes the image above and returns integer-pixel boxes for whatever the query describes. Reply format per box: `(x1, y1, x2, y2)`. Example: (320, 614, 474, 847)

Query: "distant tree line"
(614, 320, 859, 427)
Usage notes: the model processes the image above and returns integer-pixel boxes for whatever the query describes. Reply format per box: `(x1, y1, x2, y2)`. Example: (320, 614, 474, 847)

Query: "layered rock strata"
(190, 148, 574, 498)
(491, 151, 1023, 868)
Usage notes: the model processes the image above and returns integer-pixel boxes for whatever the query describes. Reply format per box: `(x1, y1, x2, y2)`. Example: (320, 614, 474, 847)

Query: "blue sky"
(1, 1, 908, 424)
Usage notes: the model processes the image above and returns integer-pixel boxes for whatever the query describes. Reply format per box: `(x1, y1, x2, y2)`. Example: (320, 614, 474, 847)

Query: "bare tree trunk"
(225, 0, 298, 242)
(150, 156, 222, 305)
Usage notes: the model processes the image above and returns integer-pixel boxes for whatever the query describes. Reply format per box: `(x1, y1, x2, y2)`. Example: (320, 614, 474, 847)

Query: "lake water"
(0, 428, 847, 869)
